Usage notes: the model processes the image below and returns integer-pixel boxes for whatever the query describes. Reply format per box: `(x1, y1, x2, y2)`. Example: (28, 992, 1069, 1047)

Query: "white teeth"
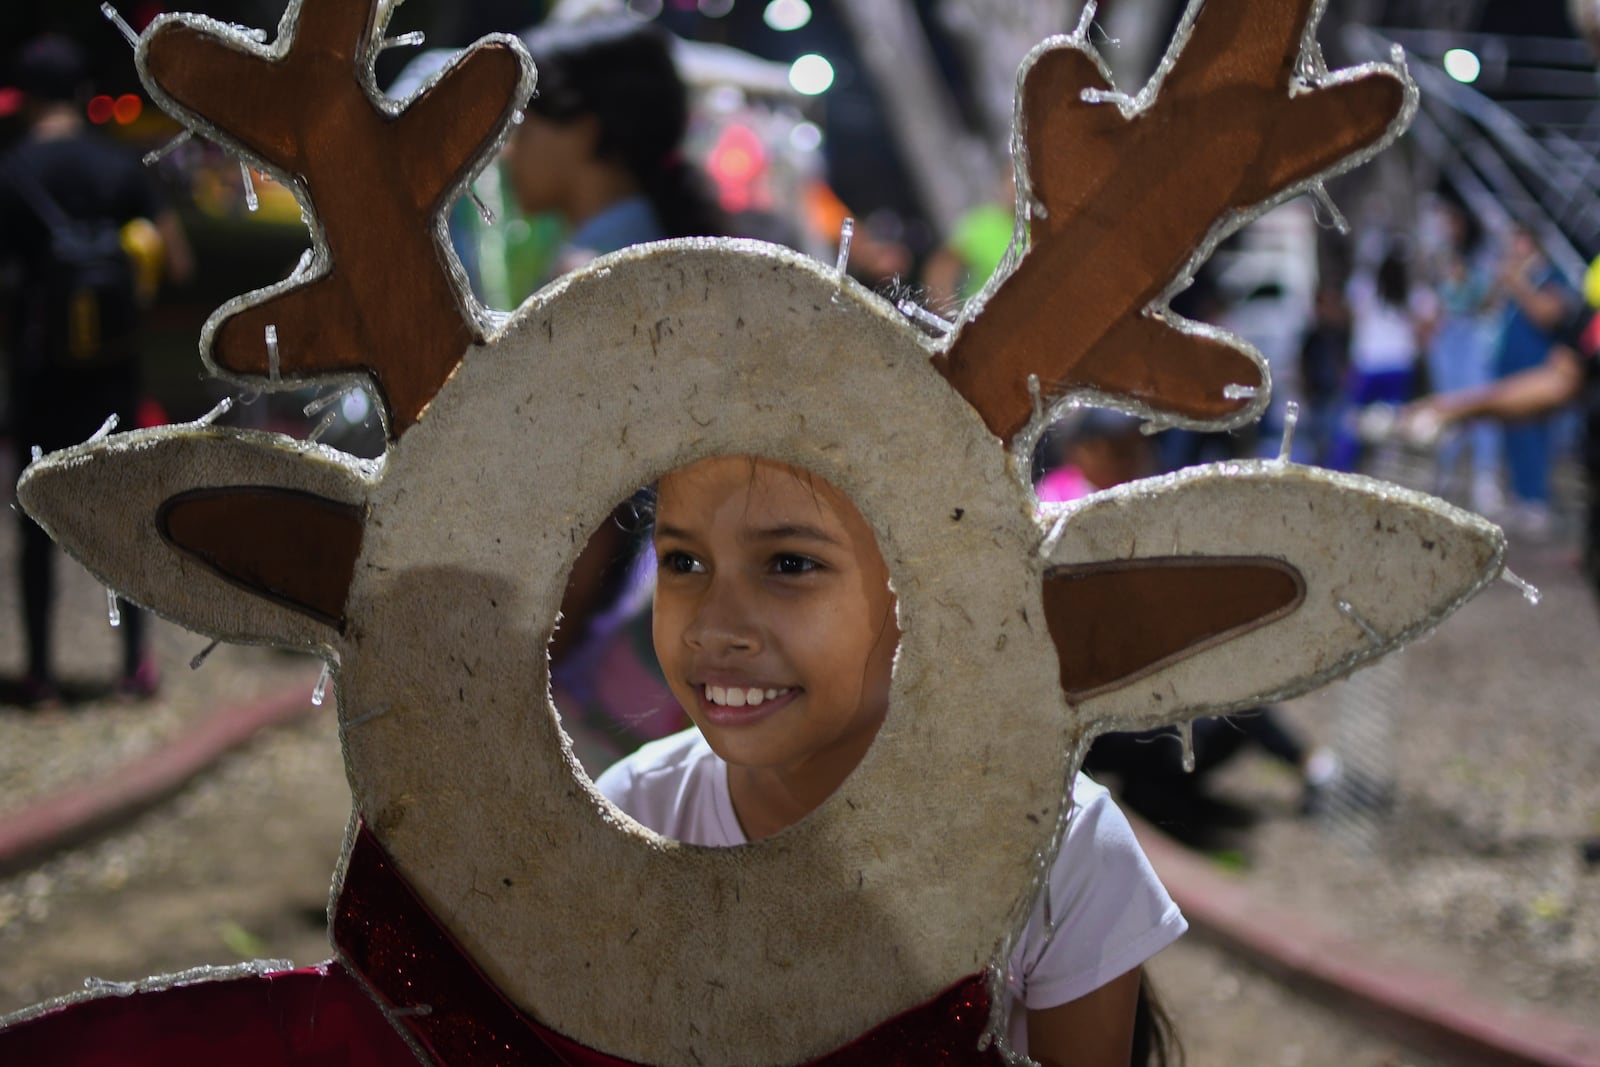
(704, 684, 792, 708)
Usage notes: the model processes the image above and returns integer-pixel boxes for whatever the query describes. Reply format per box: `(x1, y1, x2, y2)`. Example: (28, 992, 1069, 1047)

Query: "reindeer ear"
(936, 0, 1412, 446)
(18, 427, 370, 650)
(1044, 556, 1303, 702)
(1038, 463, 1503, 732)
(158, 487, 363, 629)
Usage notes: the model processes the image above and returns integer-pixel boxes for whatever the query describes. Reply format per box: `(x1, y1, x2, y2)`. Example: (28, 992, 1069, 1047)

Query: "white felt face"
(335, 241, 1071, 1065)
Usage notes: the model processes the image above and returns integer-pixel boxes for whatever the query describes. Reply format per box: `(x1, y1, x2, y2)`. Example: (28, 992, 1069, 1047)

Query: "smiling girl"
(597, 455, 1186, 1066)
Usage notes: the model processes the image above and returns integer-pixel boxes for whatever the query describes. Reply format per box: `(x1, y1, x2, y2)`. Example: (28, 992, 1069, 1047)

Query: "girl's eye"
(659, 550, 704, 575)
(772, 553, 820, 576)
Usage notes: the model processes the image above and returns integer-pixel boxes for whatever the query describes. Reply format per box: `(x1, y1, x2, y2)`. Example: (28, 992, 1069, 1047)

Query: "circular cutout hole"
(550, 456, 899, 845)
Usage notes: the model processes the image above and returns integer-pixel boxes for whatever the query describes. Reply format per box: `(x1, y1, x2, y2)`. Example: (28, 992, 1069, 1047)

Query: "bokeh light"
(1443, 48, 1481, 83)
(113, 94, 143, 124)
(764, 0, 812, 32)
(788, 53, 834, 95)
(788, 121, 822, 153)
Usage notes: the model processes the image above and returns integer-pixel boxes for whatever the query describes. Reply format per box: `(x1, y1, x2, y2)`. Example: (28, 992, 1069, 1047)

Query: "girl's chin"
(694, 688, 800, 728)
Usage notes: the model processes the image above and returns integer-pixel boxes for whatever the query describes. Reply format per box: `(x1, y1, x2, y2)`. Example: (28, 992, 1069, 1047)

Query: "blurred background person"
(1486, 222, 1579, 538)
(920, 169, 1014, 316)
(1326, 244, 1428, 472)
(1419, 199, 1502, 513)
(1295, 282, 1350, 468)
(0, 33, 192, 708)
(506, 15, 728, 279)
(1409, 307, 1600, 603)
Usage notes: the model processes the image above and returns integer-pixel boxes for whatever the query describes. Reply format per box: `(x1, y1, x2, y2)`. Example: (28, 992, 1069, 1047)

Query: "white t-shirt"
(595, 728, 1187, 1057)
(1347, 273, 1432, 374)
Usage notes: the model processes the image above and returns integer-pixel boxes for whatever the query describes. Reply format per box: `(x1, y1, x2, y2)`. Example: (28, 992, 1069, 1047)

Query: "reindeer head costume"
(2, 0, 1503, 1064)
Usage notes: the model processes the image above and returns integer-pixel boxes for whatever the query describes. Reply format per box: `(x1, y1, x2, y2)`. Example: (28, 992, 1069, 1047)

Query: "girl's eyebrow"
(747, 523, 843, 546)
(652, 521, 843, 546)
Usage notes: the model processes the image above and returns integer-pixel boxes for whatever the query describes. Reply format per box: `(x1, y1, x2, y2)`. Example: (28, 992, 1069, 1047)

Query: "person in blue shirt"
(1488, 224, 1578, 536)
(506, 17, 726, 278)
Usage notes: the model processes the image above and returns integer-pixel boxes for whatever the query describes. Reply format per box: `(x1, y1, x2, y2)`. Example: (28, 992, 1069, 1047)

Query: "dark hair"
(1376, 249, 1409, 309)
(519, 17, 725, 239)
(1134, 971, 1184, 1067)
(14, 34, 88, 103)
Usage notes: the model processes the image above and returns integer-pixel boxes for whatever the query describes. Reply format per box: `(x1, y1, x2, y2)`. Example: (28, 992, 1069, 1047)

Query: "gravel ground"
(1203, 447, 1600, 1033)
(0, 444, 1594, 1064)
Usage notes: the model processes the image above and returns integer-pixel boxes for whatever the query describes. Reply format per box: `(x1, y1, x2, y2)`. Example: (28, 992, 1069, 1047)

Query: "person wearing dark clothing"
(1297, 283, 1351, 467)
(1082, 711, 1340, 842)
(1, 35, 191, 706)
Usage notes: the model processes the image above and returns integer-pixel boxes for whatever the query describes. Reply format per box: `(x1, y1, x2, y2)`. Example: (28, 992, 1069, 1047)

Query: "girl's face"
(652, 456, 898, 786)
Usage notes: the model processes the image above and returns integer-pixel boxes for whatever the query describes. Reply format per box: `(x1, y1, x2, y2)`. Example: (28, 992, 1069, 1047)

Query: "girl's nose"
(683, 580, 759, 653)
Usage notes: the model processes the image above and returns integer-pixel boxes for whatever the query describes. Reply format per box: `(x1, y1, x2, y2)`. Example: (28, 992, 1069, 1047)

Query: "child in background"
(1326, 247, 1430, 472)
(597, 454, 1187, 1066)
(506, 16, 726, 277)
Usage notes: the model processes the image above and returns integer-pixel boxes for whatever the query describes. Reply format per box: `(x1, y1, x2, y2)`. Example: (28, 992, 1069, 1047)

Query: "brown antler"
(140, 0, 531, 437)
(935, 0, 1411, 446)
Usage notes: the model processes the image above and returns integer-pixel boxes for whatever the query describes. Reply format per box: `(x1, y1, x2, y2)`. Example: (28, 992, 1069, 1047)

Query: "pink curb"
(0, 681, 320, 871)
(1133, 819, 1600, 1067)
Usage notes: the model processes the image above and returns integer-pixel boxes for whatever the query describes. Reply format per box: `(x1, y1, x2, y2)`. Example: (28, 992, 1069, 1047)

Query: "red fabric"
(0, 825, 1007, 1065)
(0, 961, 417, 1066)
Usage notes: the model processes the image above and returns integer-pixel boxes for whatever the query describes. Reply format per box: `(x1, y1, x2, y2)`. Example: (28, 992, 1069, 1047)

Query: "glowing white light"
(699, 0, 734, 16)
(764, 0, 812, 31)
(788, 120, 822, 153)
(1443, 48, 1481, 83)
(788, 53, 834, 95)
(342, 386, 372, 424)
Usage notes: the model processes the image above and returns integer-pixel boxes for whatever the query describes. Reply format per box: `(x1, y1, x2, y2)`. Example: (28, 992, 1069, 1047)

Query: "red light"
(87, 95, 115, 124)
(708, 124, 766, 185)
(715, 147, 755, 181)
(0, 87, 22, 118)
(113, 94, 143, 124)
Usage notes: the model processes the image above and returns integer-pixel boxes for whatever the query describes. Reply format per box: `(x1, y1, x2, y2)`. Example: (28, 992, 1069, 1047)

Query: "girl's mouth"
(703, 684, 792, 708)
(697, 684, 798, 725)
